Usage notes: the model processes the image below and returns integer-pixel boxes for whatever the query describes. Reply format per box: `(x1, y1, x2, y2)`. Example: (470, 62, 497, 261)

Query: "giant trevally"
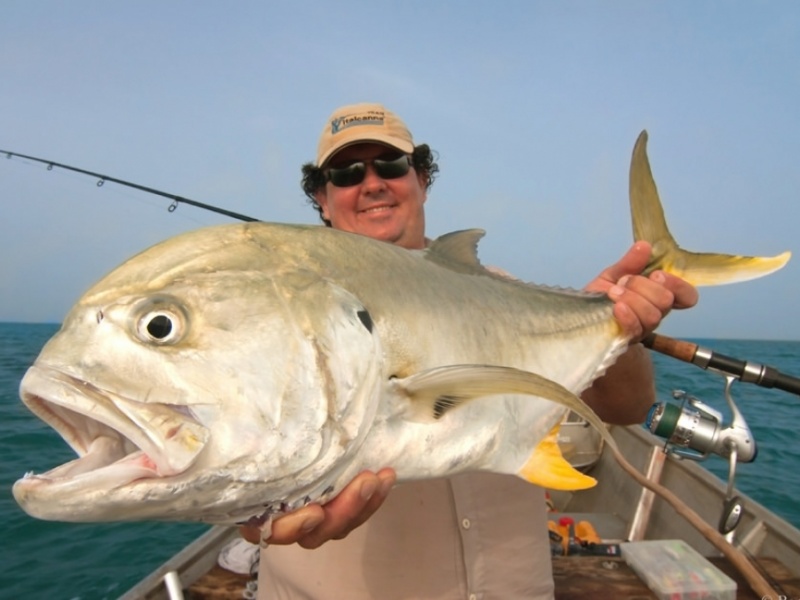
(13, 132, 789, 531)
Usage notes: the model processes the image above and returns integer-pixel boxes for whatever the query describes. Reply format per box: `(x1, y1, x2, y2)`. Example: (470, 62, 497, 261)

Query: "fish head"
(13, 225, 383, 524)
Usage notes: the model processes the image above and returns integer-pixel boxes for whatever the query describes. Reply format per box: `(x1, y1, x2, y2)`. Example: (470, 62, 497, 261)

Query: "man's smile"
(359, 204, 397, 216)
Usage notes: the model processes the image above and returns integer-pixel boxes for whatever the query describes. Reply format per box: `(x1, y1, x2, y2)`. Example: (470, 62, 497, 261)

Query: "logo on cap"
(331, 111, 386, 135)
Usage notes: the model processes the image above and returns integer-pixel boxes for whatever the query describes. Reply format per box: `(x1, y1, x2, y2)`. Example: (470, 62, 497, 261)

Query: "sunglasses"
(325, 153, 412, 187)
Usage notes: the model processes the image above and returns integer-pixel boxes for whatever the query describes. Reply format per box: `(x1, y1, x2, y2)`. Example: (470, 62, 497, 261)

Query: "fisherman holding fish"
(14, 102, 787, 597)
(246, 103, 699, 599)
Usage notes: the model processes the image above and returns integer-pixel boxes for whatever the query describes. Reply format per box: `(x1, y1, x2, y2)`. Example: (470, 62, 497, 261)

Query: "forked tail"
(630, 131, 790, 286)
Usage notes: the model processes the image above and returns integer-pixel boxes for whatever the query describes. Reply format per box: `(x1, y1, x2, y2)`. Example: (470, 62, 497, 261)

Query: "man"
(245, 103, 698, 599)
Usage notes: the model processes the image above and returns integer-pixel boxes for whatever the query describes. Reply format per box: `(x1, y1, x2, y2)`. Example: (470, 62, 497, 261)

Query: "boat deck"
(179, 554, 800, 599)
(552, 555, 800, 600)
(183, 565, 251, 599)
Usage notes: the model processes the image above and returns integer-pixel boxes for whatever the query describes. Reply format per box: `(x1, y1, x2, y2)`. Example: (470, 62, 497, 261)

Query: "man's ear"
(315, 189, 331, 221)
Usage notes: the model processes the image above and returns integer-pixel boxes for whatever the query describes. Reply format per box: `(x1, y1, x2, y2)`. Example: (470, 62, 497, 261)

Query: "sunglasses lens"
(374, 154, 411, 179)
(328, 163, 366, 187)
(326, 154, 411, 187)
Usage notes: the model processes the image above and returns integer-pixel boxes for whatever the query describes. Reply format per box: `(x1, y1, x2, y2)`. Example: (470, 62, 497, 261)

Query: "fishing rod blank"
(2, 148, 259, 223)
(644, 333, 800, 397)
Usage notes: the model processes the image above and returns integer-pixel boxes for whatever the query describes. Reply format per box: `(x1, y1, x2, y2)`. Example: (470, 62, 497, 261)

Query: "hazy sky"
(2, 1, 798, 340)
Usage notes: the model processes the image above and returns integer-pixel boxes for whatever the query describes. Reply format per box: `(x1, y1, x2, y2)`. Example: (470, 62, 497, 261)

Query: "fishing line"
(2, 149, 259, 223)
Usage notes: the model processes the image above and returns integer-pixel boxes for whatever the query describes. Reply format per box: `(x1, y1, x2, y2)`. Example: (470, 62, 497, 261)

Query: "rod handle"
(642, 333, 697, 363)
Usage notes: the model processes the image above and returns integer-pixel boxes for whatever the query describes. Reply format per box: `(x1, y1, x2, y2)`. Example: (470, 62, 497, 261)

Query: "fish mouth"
(15, 365, 209, 492)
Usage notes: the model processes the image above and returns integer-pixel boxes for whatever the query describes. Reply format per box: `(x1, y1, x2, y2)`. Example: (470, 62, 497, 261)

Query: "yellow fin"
(519, 426, 597, 490)
(630, 130, 790, 286)
(650, 249, 791, 287)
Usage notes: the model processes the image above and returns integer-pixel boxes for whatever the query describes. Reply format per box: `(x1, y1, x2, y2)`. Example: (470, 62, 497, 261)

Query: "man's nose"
(361, 164, 387, 191)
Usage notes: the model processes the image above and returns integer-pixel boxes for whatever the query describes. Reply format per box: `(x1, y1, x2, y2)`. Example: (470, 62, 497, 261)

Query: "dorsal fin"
(424, 229, 487, 275)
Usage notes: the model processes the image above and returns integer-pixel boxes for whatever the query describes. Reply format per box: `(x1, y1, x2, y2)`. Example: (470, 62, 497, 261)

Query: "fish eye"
(137, 309, 184, 345)
(147, 314, 173, 338)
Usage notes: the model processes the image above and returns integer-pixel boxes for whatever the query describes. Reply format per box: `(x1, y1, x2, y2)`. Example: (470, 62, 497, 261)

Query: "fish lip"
(16, 364, 208, 489)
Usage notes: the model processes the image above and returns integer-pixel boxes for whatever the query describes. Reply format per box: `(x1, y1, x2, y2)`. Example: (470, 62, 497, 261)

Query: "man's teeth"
(363, 206, 393, 214)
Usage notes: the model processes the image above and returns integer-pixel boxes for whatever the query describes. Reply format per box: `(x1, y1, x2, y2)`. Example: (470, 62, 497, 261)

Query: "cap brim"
(319, 135, 415, 167)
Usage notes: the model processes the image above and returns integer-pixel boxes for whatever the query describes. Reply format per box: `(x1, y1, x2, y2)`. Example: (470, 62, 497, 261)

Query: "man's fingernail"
(302, 515, 323, 532)
(360, 479, 378, 501)
(379, 477, 394, 497)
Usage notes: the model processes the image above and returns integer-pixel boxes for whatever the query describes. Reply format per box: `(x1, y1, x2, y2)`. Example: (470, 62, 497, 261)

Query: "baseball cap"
(316, 103, 415, 167)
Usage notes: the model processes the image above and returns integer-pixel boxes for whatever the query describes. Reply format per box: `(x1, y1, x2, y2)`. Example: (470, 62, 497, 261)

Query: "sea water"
(1, 322, 798, 599)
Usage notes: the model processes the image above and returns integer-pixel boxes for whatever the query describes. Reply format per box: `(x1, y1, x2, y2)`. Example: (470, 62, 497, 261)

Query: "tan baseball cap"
(316, 103, 415, 167)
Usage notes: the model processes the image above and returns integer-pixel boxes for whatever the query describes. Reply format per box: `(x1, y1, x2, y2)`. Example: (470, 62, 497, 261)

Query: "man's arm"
(581, 343, 655, 424)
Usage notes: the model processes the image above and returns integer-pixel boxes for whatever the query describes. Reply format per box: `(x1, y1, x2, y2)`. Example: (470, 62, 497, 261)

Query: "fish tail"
(630, 131, 790, 286)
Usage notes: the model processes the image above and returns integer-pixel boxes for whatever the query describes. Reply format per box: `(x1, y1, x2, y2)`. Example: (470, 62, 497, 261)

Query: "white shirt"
(258, 472, 555, 600)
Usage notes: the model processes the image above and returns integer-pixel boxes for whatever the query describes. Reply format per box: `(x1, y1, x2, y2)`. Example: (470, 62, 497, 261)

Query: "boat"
(119, 420, 800, 599)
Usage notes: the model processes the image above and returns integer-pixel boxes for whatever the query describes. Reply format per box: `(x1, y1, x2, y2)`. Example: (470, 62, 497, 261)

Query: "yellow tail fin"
(630, 131, 790, 286)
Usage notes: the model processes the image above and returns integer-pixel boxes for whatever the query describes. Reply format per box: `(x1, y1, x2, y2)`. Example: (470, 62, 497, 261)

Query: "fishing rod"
(7, 145, 795, 395)
(2, 148, 259, 223)
(643, 332, 800, 397)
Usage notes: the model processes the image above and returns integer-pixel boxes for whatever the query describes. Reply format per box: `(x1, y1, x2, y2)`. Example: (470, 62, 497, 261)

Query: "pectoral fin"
(391, 365, 616, 490)
(630, 131, 790, 286)
(392, 365, 604, 426)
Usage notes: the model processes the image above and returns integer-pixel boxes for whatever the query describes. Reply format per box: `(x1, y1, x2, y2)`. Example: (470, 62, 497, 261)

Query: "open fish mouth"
(15, 365, 209, 492)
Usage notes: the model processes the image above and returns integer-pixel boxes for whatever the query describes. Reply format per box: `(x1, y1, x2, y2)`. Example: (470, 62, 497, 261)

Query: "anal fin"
(519, 426, 597, 490)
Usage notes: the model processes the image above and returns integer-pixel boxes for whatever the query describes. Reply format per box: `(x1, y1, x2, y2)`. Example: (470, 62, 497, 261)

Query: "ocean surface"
(1, 322, 799, 599)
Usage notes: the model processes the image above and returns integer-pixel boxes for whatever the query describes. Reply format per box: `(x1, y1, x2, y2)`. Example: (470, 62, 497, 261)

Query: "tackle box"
(620, 539, 736, 600)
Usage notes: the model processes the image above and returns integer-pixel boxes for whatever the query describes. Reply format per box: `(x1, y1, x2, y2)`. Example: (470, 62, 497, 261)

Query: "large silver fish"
(13, 132, 789, 527)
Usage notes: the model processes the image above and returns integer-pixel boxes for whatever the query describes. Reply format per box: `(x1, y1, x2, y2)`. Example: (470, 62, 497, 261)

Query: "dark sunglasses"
(325, 153, 412, 187)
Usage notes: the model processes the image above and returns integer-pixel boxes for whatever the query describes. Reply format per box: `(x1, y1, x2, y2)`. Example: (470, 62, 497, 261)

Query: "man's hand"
(580, 242, 698, 423)
(239, 468, 396, 549)
(585, 241, 698, 341)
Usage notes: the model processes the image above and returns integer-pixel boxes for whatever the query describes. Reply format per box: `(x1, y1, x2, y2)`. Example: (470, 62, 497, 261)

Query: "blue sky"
(1, 1, 798, 339)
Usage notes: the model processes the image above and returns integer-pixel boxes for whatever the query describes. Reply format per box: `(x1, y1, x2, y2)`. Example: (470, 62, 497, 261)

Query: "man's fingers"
(237, 469, 396, 548)
(658, 271, 699, 309)
(268, 505, 326, 545)
(331, 468, 396, 540)
(599, 242, 652, 284)
(300, 469, 396, 549)
(239, 524, 261, 545)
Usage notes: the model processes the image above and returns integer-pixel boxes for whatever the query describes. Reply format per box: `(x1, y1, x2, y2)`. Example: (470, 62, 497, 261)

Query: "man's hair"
(301, 144, 439, 226)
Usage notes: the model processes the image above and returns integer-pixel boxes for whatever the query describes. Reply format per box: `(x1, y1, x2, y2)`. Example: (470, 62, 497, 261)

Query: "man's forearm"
(580, 343, 655, 425)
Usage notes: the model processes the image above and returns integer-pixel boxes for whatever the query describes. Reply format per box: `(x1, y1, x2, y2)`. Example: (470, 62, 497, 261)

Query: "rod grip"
(645, 333, 800, 398)
(642, 333, 698, 364)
